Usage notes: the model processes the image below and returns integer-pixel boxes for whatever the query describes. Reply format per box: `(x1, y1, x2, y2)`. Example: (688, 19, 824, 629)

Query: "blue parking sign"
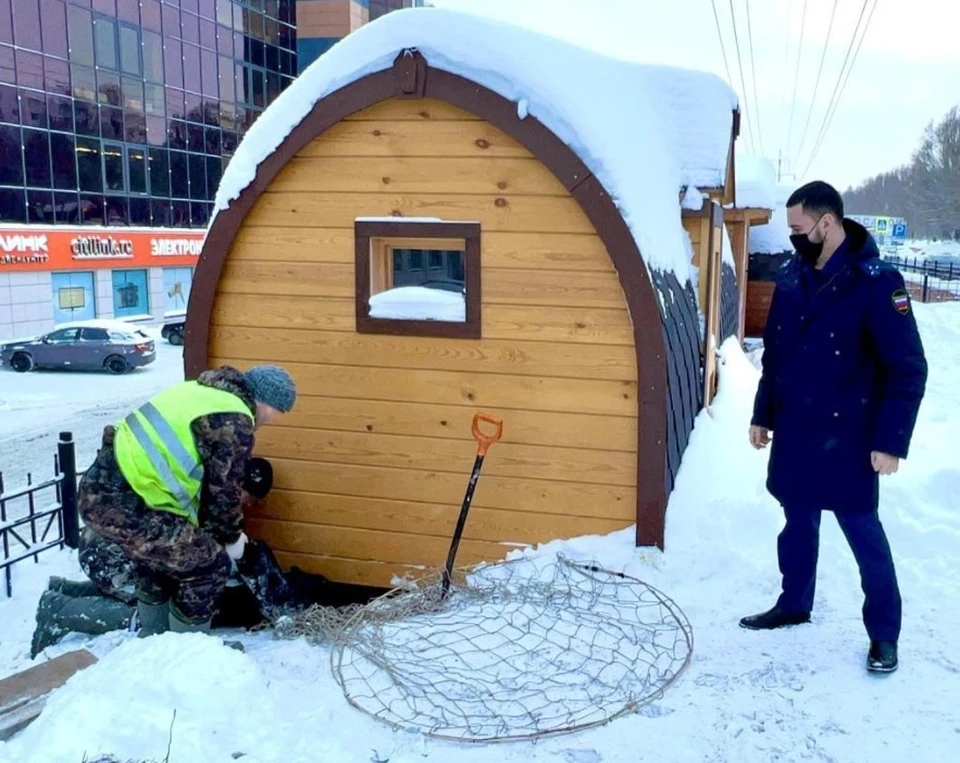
(892, 222, 907, 238)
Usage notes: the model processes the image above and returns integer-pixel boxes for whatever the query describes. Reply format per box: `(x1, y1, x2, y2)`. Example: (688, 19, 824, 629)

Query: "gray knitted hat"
(243, 365, 297, 412)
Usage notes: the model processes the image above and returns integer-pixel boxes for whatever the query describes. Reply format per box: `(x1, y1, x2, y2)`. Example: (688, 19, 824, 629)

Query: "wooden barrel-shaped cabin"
(184, 9, 742, 587)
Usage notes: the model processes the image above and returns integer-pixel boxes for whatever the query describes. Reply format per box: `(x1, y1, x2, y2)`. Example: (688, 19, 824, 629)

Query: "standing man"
(78, 364, 297, 640)
(741, 181, 927, 673)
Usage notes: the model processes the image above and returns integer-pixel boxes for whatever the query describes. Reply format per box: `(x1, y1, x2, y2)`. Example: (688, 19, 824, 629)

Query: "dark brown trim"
(354, 220, 481, 339)
(186, 49, 671, 549)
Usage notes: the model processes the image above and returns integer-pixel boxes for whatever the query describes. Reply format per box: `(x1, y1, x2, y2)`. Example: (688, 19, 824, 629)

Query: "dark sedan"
(0, 321, 156, 374)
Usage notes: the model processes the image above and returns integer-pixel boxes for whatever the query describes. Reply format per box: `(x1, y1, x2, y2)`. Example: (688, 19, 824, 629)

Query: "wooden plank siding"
(209, 98, 639, 587)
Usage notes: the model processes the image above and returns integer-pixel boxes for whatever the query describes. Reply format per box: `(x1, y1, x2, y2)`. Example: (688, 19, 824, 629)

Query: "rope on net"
(271, 554, 694, 743)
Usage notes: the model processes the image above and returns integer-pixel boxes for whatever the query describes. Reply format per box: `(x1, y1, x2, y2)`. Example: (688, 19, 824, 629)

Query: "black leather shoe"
(867, 641, 898, 673)
(739, 605, 811, 630)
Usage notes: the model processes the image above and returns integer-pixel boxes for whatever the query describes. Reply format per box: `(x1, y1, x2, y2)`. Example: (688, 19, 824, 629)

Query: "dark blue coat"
(752, 219, 928, 513)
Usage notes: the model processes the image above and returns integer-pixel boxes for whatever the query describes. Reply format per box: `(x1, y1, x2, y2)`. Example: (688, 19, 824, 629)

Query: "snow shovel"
(440, 412, 504, 599)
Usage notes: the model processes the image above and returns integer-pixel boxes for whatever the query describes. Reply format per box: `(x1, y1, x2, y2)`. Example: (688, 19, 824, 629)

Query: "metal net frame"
(273, 554, 694, 743)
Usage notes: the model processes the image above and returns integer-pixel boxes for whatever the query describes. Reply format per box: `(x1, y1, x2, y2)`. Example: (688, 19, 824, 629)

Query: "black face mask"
(790, 215, 825, 264)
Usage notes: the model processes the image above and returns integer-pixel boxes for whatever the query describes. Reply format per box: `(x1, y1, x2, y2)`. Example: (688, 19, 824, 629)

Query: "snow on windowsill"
(369, 286, 465, 322)
(212, 7, 738, 283)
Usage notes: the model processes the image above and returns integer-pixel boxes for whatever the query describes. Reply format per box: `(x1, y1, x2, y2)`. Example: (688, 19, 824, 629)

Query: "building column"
(149, 267, 166, 320)
(95, 270, 115, 319)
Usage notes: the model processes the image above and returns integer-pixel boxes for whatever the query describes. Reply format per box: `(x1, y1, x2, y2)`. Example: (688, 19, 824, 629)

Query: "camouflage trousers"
(77, 426, 230, 622)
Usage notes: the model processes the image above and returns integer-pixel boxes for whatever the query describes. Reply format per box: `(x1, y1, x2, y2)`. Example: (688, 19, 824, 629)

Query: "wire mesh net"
(272, 554, 694, 743)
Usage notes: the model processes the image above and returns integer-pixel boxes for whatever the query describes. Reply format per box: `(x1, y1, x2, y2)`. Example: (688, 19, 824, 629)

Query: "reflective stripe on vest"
(114, 380, 254, 524)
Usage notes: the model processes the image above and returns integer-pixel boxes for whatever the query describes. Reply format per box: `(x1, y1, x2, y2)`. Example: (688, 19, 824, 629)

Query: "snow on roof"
(734, 154, 777, 211)
(56, 318, 153, 335)
(213, 7, 738, 280)
(748, 183, 795, 254)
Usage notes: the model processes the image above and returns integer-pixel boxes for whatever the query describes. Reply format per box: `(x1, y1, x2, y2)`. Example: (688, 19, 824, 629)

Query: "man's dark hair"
(786, 180, 844, 222)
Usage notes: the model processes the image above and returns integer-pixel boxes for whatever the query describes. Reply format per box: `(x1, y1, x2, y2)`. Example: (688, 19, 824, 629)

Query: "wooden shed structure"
(184, 9, 751, 587)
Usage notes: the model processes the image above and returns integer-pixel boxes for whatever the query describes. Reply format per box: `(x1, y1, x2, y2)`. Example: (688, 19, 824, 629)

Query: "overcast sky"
(427, 0, 960, 193)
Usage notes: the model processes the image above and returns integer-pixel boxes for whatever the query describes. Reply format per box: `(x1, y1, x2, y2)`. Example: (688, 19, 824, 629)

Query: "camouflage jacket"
(189, 365, 258, 544)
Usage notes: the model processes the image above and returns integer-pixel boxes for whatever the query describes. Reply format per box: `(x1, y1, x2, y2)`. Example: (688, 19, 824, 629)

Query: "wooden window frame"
(354, 220, 482, 339)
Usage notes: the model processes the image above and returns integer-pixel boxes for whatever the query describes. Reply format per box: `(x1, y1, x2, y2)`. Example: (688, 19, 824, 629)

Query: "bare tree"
(843, 105, 960, 240)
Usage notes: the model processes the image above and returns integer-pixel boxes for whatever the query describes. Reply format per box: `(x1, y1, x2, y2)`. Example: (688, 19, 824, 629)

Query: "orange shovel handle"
(471, 413, 503, 457)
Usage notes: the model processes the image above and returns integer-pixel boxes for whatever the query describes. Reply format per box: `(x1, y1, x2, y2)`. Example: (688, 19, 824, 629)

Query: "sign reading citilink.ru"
(0, 226, 205, 272)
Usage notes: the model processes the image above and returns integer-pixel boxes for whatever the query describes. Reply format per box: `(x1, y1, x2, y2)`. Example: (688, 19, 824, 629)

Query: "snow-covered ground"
(0, 301, 958, 762)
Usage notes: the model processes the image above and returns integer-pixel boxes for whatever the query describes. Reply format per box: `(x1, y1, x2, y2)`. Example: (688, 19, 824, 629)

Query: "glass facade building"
(0, 0, 298, 229)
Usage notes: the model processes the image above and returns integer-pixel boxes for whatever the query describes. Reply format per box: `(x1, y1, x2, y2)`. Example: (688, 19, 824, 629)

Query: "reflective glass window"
(120, 25, 140, 76)
(148, 147, 169, 196)
(50, 132, 76, 190)
(94, 16, 118, 70)
(23, 128, 51, 188)
(16, 50, 44, 90)
(128, 146, 146, 194)
(76, 138, 102, 192)
(26, 189, 54, 223)
(68, 7, 95, 66)
(102, 142, 124, 192)
(12, 0, 42, 51)
(0, 123, 23, 185)
(40, 0, 68, 57)
(48, 95, 73, 132)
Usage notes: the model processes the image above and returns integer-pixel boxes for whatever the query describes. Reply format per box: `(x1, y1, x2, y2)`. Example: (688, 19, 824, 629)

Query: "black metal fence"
(0, 432, 79, 597)
(882, 255, 960, 303)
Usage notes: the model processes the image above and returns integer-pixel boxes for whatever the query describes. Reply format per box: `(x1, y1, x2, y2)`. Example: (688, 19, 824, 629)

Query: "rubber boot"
(137, 598, 170, 638)
(46, 576, 102, 598)
(169, 603, 244, 652)
(31, 590, 136, 658)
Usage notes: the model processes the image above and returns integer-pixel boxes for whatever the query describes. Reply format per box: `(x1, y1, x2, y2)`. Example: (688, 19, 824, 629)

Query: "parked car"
(0, 320, 156, 374)
(161, 312, 185, 346)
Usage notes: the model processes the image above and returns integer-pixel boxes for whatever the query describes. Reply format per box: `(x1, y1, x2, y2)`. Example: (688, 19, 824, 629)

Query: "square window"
(112, 268, 149, 317)
(354, 220, 481, 339)
(44, 57, 70, 95)
(19, 89, 48, 128)
(54, 190, 80, 223)
(16, 49, 43, 89)
(26, 189, 53, 222)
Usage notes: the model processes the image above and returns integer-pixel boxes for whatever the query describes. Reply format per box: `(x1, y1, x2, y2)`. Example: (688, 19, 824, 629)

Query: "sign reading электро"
(0, 226, 206, 272)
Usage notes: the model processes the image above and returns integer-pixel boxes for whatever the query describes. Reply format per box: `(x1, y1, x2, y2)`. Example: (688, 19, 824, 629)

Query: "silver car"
(0, 321, 156, 375)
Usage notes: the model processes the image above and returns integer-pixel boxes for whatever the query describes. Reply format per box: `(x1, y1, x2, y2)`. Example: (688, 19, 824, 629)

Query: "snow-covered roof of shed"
(212, 7, 739, 279)
(734, 155, 778, 211)
(749, 183, 795, 254)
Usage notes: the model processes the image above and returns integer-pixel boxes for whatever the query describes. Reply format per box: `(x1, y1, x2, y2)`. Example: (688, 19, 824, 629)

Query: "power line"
(728, 0, 756, 152)
(800, 0, 879, 179)
(783, 0, 809, 161)
(710, 0, 735, 87)
(745, 0, 764, 155)
(793, 0, 839, 165)
(712, 0, 751, 152)
(796, 0, 871, 173)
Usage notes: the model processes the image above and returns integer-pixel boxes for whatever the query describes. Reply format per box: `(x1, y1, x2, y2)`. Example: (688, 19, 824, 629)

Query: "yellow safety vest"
(114, 380, 254, 524)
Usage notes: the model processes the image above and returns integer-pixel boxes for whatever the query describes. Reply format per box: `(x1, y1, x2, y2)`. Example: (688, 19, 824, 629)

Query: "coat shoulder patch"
(891, 288, 911, 315)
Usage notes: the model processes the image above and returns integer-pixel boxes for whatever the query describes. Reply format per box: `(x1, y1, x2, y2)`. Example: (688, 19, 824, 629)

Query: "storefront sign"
(0, 226, 206, 272)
